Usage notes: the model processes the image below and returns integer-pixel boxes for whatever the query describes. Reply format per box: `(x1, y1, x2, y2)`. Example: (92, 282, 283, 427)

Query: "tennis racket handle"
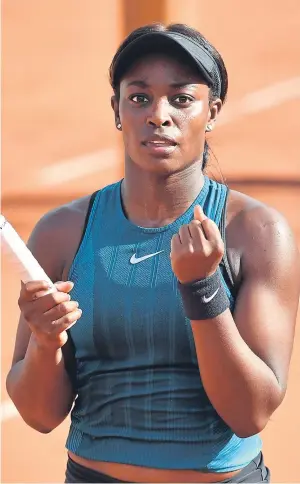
(0, 214, 56, 292)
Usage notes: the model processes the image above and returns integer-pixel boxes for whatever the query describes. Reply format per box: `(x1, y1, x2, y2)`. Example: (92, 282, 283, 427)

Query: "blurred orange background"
(1, 1, 300, 482)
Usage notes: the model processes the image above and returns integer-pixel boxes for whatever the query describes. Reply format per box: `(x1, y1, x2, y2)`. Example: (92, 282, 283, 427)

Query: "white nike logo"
(203, 287, 220, 303)
(130, 250, 164, 264)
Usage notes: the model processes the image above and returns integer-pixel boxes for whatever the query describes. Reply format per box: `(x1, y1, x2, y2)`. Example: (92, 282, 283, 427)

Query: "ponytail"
(202, 140, 210, 171)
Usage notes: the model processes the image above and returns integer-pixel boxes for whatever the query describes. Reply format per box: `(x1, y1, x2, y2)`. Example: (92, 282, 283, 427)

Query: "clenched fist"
(170, 205, 224, 284)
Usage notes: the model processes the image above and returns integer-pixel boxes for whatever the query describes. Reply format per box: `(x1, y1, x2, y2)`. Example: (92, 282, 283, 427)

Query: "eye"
(129, 94, 149, 104)
(173, 95, 194, 105)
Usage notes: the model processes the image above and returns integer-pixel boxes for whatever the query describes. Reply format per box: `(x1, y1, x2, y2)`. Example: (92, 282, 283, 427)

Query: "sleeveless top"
(65, 176, 262, 472)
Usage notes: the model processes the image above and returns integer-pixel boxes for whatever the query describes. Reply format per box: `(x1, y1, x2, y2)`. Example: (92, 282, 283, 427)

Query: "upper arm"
(11, 210, 68, 366)
(11, 199, 88, 367)
(232, 205, 300, 394)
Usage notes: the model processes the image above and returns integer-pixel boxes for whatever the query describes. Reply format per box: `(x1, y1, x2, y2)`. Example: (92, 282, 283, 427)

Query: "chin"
(136, 155, 184, 176)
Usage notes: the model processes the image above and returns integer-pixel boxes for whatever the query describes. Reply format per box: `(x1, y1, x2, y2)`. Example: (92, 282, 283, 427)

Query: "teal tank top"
(66, 176, 262, 472)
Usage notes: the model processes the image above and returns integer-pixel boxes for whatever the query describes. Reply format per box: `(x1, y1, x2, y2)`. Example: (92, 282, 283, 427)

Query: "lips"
(142, 135, 177, 147)
(145, 140, 176, 147)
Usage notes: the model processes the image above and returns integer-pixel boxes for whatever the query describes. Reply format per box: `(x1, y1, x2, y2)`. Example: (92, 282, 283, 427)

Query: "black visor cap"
(112, 31, 221, 96)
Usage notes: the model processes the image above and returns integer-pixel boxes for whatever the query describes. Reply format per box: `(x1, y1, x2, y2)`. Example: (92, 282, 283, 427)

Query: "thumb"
(54, 281, 74, 293)
(194, 205, 207, 223)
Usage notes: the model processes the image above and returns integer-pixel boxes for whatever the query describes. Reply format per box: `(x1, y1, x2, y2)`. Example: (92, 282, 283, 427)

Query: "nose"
(146, 99, 172, 128)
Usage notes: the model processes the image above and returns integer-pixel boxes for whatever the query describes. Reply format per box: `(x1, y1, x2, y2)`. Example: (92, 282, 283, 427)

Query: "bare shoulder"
(30, 195, 92, 240)
(226, 188, 300, 284)
(28, 194, 93, 282)
(227, 188, 297, 249)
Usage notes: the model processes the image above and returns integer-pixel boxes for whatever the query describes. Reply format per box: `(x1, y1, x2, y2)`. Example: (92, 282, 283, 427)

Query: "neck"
(121, 160, 205, 228)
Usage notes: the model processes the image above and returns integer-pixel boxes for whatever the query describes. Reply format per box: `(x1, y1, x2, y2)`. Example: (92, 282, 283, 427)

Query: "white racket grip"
(0, 214, 56, 293)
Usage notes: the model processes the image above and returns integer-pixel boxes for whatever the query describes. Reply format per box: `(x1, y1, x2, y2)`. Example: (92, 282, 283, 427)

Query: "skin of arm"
(171, 196, 300, 438)
(6, 198, 89, 433)
(190, 202, 300, 437)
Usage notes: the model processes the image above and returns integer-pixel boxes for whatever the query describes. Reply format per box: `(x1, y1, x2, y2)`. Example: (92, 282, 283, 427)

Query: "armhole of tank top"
(64, 190, 99, 388)
(67, 190, 99, 281)
(220, 188, 236, 297)
(76, 190, 98, 257)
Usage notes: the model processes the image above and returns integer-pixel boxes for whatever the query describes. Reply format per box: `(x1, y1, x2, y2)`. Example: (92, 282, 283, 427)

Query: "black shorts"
(65, 452, 270, 483)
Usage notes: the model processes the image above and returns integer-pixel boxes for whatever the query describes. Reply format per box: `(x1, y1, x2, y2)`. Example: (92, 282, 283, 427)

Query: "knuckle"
(203, 219, 213, 231)
(189, 220, 200, 228)
(211, 221, 220, 233)
(47, 320, 61, 335)
(53, 292, 70, 305)
(63, 311, 78, 325)
(51, 293, 61, 303)
(214, 235, 224, 247)
(48, 293, 59, 306)
(23, 283, 32, 293)
(215, 243, 224, 256)
(212, 237, 223, 252)
(57, 302, 69, 315)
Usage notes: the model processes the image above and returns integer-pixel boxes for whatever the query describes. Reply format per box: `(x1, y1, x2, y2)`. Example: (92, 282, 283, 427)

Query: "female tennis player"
(6, 23, 300, 483)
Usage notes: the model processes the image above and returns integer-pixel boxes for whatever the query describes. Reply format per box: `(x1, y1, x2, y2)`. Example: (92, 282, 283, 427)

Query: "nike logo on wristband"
(203, 287, 220, 303)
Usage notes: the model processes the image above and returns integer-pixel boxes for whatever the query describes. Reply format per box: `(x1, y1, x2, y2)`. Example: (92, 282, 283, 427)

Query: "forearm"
(191, 309, 282, 437)
(6, 335, 75, 433)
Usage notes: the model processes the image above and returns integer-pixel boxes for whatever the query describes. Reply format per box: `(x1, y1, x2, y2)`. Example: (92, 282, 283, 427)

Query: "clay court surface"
(1, 1, 300, 482)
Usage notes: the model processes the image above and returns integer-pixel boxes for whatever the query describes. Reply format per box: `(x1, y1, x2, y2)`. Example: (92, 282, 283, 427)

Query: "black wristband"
(178, 270, 230, 320)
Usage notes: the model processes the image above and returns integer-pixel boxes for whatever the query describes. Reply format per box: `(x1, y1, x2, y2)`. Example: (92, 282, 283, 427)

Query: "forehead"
(121, 53, 206, 86)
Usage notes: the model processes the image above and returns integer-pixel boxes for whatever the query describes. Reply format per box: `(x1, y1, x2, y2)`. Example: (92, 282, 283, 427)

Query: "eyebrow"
(126, 80, 199, 89)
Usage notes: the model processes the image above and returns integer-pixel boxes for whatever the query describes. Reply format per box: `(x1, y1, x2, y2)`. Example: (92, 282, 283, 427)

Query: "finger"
(34, 280, 74, 301)
(200, 218, 221, 242)
(170, 234, 182, 256)
(43, 300, 80, 322)
(21, 280, 53, 300)
(36, 290, 73, 312)
(194, 205, 207, 223)
(23, 291, 72, 320)
(179, 225, 192, 246)
(188, 220, 207, 247)
(54, 281, 74, 293)
(51, 309, 82, 334)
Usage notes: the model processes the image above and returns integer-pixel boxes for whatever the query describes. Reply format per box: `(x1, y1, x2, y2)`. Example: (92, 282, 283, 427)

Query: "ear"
(206, 98, 222, 132)
(111, 95, 121, 129)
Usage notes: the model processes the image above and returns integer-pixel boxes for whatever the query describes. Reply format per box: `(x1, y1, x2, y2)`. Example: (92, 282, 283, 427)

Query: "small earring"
(206, 124, 213, 132)
(117, 123, 122, 130)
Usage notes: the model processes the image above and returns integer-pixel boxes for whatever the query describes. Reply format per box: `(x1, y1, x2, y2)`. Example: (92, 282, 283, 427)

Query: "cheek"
(179, 101, 209, 141)
(188, 100, 209, 125)
(119, 106, 140, 148)
(119, 104, 143, 137)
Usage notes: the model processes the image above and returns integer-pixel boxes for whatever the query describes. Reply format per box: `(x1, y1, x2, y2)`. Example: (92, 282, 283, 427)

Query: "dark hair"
(109, 23, 228, 170)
